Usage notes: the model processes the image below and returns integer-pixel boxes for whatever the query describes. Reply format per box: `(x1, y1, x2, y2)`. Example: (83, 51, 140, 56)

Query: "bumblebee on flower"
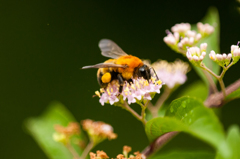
(82, 39, 163, 106)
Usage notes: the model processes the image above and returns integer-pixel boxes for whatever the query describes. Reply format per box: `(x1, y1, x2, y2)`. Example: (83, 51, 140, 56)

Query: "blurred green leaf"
(192, 7, 220, 86)
(25, 102, 85, 159)
(148, 150, 214, 159)
(201, 7, 220, 75)
(177, 81, 208, 101)
(216, 125, 240, 159)
(225, 87, 240, 101)
(145, 97, 230, 158)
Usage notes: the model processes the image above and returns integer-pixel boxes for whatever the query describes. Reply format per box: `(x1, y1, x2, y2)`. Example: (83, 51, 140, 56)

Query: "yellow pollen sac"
(95, 91, 101, 97)
(101, 73, 111, 83)
(107, 88, 111, 95)
(100, 88, 105, 93)
(111, 88, 113, 93)
(125, 92, 128, 96)
(124, 87, 129, 92)
(144, 80, 149, 86)
(155, 80, 162, 85)
(151, 77, 156, 83)
(131, 85, 136, 90)
(136, 82, 140, 89)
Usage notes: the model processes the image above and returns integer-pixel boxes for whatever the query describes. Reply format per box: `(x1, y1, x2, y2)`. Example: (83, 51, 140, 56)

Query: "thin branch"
(141, 131, 179, 158)
(202, 70, 218, 94)
(204, 79, 240, 107)
(155, 87, 172, 109)
(148, 87, 171, 118)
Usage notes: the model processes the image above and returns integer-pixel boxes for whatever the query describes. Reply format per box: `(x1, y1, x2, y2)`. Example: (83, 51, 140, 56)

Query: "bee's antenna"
(150, 67, 159, 81)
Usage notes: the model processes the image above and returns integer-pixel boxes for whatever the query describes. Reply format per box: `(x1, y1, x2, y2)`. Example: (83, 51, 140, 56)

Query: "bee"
(82, 39, 157, 92)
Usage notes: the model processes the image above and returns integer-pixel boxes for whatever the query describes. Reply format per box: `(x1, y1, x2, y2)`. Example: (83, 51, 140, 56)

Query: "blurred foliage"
(25, 102, 85, 159)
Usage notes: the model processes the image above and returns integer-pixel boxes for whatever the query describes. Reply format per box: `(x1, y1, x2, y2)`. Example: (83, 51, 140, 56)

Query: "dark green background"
(0, 0, 240, 158)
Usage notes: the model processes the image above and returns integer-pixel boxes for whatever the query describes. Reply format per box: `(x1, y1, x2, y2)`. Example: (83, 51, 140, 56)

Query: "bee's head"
(137, 64, 151, 81)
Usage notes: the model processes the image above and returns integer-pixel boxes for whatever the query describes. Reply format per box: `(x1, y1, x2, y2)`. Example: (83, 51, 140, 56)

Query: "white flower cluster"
(96, 77, 162, 105)
(209, 51, 232, 67)
(164, 23, 214, 54)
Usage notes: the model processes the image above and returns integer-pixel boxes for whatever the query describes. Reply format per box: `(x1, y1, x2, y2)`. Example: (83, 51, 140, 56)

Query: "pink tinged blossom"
(197, 22, 214, 35)
(200, 43, 207, 52)
(152, 60, 189, 89)
(143, 93, 152, 100)
(163, 33, 177, 45)
(231, 45, 239, 53)
(227, 54, 232, 60)
(171, 23, 191, 33)
(195, 33, 202, 41)
(186, 30, 196, 37)
(233, 48, 240, 57)
(216, 54, 223, 61)
(186, 45, 206, 62)
(209, 51, 216, 60)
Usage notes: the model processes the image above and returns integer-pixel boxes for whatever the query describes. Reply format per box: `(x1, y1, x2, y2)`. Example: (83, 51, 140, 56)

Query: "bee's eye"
(139, 67, 145, 73)
(138, 65, 150, 81)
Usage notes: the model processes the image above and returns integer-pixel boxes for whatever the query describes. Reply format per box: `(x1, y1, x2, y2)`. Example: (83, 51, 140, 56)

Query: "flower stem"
(122, 101, 146, 125)
(66, 143, 81, 159)
(80, 140, 94, 159)
(141, 105, 147, 125)
(200, 63, 228, 98)
(200, 63, 219, 79)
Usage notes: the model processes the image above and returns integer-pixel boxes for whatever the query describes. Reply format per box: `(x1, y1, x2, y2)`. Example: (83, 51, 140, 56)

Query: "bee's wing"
(82, 63, 127, 69)
(99, 39, 128, 59)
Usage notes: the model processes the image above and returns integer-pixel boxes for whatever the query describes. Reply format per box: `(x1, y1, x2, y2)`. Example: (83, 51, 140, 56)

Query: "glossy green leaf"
(225, 87, 240, 101)
(177, 80, 208, 101)
(145, 97, 230, 158)
(192, 7, 220, 86)
(148, 150, 214, 159)
(24, 102, 85, 159)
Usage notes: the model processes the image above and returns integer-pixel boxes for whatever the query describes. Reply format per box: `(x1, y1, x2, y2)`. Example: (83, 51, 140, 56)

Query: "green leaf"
(177, 80, 208, 101)
(145, 97, 230, 158)
(148, 150, 214, 159)
(192, 7, 220, 86)
(225, 87, 240, 101)
(216, 125, 240, 159)
(24, 101, 85, 159)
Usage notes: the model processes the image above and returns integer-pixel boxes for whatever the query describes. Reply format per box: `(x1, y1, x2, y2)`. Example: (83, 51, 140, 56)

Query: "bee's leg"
(117, 74, 124, 93)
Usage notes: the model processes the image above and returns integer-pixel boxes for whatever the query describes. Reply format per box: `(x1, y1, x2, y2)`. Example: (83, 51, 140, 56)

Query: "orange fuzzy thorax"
(115, 55, 143, 80)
